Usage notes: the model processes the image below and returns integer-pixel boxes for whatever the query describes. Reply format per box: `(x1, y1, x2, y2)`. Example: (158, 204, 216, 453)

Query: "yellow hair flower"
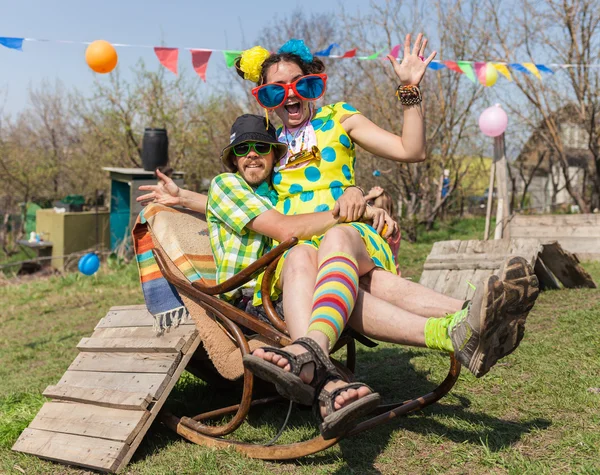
(239, 46, 271, 83)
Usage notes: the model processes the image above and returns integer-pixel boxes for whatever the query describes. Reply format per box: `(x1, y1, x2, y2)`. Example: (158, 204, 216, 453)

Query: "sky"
(0, 0, 368, 115)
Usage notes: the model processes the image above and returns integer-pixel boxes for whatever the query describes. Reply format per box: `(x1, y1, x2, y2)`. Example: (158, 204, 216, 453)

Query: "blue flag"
(0, 37, 24, 51)
(314, 43, 339, 57)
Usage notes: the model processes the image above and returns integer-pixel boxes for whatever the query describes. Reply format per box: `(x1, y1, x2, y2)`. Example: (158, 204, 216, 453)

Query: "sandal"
(315, 376, 381, 440)
(242, 337, 338, 406)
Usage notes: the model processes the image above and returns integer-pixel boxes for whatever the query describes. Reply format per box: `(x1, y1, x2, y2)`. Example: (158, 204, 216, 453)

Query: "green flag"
(457, 61, 477, 83)
(362, 49, 386, 60)
(223, 50, 241, 68)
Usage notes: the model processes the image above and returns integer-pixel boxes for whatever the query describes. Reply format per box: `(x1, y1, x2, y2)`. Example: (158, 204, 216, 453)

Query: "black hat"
(221, 114, 288, 172)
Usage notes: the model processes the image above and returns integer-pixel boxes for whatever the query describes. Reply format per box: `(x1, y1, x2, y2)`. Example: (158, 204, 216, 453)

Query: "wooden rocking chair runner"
(149, 214, 461, 460)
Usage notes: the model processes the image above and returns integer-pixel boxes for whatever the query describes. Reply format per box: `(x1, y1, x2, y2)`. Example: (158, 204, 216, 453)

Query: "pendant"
(291, 139, 296, 147)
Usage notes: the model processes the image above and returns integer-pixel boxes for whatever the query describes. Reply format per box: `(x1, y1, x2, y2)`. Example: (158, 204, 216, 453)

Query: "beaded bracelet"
(396, 85, 422, 106)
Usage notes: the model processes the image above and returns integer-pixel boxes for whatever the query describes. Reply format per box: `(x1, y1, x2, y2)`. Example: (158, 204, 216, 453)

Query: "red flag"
(191, 50, 212, 81)
(388, 44, 401, 59)
(154, 47, 178, 75)
(342, 48, 357, 58)
(444, 60, 463, 73)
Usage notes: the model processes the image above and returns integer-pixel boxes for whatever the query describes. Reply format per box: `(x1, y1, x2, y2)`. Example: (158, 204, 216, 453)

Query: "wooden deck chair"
(139, 203, 461, 460)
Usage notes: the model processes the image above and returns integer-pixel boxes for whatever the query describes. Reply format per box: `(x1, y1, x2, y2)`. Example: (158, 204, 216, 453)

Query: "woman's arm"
(343, 33, 435, 163)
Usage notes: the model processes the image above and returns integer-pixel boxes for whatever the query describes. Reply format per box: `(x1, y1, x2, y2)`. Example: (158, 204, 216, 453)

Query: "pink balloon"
(479, 104, 508, 137)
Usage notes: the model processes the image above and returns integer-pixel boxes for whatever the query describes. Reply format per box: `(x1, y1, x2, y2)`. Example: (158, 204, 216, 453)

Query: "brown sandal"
(315, 377, 381, 440)
(242, 337, 337, 406)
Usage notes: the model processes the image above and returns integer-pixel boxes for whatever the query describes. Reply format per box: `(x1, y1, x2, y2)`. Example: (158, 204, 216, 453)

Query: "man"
(138, 114, 539, 439)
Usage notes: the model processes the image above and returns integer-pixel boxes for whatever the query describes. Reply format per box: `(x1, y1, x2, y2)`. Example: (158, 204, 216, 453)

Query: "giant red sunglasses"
(251, 74, 328, 110)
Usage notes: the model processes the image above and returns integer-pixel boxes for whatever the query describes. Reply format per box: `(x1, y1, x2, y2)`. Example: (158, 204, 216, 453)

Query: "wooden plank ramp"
(509, 213, 600, 261)
(419, 238, 596, 300)
(12, 304, 201, 473)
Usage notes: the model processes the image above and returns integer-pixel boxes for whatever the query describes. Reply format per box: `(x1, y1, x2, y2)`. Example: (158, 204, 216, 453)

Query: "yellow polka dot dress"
(273, 102, 397, 273)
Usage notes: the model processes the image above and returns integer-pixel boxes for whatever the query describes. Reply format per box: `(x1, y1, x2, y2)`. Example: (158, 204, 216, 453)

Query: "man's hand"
(332, 187, 367, 222)
(361, 206, 398, 238)
(137, 169, 181, 207)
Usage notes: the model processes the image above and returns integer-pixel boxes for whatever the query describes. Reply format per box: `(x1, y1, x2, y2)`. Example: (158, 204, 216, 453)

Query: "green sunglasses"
(232, 141, 273, 157)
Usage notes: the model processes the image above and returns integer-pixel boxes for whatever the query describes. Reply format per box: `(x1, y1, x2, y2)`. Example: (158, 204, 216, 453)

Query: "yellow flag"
(492, 63, 512, 81)
(522, 63, 542, 80)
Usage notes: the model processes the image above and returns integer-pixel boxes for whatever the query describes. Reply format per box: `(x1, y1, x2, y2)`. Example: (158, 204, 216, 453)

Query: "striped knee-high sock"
(306, 253, 359, 350)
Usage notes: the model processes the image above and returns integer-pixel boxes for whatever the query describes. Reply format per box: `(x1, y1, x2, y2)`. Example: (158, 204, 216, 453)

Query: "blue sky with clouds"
(0, 0, 370, 114)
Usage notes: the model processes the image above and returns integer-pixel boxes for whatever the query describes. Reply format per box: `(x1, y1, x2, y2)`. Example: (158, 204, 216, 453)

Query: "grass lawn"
(1, 218, 599, 474)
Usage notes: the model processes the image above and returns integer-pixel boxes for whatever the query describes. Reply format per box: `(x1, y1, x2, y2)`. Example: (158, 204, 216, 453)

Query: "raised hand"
(387, 33, 437, 87)
(136, 169, 181, 207)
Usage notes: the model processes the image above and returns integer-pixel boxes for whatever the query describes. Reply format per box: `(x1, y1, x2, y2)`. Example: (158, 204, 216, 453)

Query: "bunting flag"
(154, 47, 178, 75)
(388, 44, 401, 60)
(341, 48, 357, 58)
(536, 64, 554, 74)
(191, 50, 212, 81)
(522, 62, 542, 79)
(0, 37, 23, 51)
(223, 50, 241, 68)
(444, 60, 463, 73)
(314, 43, 338, 57)
(492, 62, 512, 81)
(427, 61, 446, 70)
(457, 61, 477, 83)
(0, 34, 586, 87)
(361, 48, 385, 60)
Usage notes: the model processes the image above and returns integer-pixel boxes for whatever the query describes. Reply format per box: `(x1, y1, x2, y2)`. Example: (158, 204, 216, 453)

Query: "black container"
(141, 128, 169, 171)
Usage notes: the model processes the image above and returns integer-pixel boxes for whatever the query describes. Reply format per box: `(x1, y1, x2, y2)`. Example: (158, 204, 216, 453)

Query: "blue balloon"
(78, 253, 100, 275)
(373, 170, 381, 177)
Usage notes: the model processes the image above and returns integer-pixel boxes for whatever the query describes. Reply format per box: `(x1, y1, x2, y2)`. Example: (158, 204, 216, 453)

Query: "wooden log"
(12, 428, 127, 473)
(57, 371, 169, 399)
(43, 385, 152, 411)
(28, 402, 149, 444)
(68, 352, 181, 375)
(77, 337, 186, 353)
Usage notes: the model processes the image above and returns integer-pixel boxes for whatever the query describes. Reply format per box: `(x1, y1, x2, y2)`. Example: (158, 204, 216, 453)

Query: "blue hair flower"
(278, 39, 313, 63)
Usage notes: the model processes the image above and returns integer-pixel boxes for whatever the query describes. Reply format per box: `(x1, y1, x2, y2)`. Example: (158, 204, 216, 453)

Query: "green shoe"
(449, 275, 508, 377)
(498, 256, 540, 355)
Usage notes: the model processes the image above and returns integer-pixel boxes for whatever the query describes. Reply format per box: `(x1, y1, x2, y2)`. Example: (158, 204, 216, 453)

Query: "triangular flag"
(223, 50, 241, 68)
(522, 62, 542, 79)
(509, 63, 529, 74)
(444, 60, 463, 73)
(536, 64, 554, 74)
(457, 61, 477, 83)
(154, 47, 178, 75)
(362, 48, 385, 60)
(427, 61, 446, 70)
(0, 37, 24, 51)
(191, 50, 212, 81)
(473, 62, 486, 84)
(492, 63, 512, 81)
(388, 44, 401, 59)
(341, 48, 357, 58)
(314, 43, 339, 57)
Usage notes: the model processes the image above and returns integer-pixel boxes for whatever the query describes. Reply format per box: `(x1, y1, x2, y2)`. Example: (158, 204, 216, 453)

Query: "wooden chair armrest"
(192, 237, 298, 295)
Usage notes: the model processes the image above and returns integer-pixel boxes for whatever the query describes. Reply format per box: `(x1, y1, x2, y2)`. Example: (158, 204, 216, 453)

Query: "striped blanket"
(132, 203, 217, 333)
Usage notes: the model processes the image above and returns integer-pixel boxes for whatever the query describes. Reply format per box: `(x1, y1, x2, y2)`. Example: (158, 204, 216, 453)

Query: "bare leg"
(349, 289, 428, 346)
(360, 268, 463, 317)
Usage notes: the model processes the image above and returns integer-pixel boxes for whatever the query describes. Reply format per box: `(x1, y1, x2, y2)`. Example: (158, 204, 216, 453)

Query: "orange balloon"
(85, 40, 118, 74)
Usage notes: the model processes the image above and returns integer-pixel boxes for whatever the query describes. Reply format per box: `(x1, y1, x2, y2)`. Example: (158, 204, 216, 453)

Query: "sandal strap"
(317, 381, 375, 419)
(255, 345, 315, 378)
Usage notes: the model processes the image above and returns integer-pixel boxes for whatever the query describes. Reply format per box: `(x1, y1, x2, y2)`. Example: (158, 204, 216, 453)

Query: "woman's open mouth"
(284, 101, 303, 120)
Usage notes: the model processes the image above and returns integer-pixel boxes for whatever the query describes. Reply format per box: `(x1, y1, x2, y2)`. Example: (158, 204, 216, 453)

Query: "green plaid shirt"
(206, 173, 274, 301)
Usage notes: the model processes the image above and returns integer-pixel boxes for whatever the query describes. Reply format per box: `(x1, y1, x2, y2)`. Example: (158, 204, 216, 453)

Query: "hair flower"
(239, 46, 271, 83)
(278, 39, 313, 63)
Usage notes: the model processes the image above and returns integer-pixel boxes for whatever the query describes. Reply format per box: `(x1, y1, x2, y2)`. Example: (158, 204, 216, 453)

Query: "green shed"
(103, 168, 185, 251)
